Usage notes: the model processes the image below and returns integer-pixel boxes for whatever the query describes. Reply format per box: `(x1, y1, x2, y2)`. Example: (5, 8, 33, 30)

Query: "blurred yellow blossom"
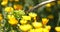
(7, 15, 15, 19)
(45, 25, 51, 31)
(28, 29, 35, 32)
(42, 18, 49, 25)
(1, 1, 8, 6)
(7, 15, 18, 25)
(19, 24, 32, 31)
(29, 12, 37, 17)
(35, 28, 43, 32)
(13, 4, 23, 10)
(20, 19, 27, 24)
(55, 27, 60, 32)
(45, 3, 51, 7)
(5, 7, 14, 12)
(43, 28, 49, 32)
(22, 16, 31, 20)
(32, 21, 42, 28)
(8, 19, 18, 25)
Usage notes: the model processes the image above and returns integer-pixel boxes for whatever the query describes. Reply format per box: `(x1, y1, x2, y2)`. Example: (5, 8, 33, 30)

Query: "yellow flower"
(1, 1, 8, 6)
(5, 7, 14, 12)
(20, 20, 27, 24)
(35, 28, 43, 32)
(45, 25, 51, 31)
(43, 28, 49, 32)
(45, 3, 51, 7)
(8, 19, 18, 25)
(13, 4, 23, 10)
(22, 16, 31, 20)
(28, 29, 35, 32)
(29, 12, 37, 17)
(42, 18, 49, 25)
(7, 15, 15, 19)
(47, 15, 54, 19)
(32, 21, 42, 28)
(19, 24, 32, 31)
(55, 27, 60, 32)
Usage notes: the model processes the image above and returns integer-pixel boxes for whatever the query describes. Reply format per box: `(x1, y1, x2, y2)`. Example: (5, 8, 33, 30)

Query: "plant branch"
(27, 0, 55, 13)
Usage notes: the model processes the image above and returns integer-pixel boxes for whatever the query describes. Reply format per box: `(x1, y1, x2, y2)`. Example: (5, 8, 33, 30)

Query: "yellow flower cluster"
(20, 12, 37, 24)
(28, 26, 51, 32)
(5, 7, 14, 13)
(7, 15, 18, 25)
(18, 12, 51, 32)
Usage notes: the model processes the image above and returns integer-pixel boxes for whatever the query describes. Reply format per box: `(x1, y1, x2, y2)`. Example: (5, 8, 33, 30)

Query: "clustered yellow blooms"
(28, 27, 50, 32)
(5, 7, 14, 13)
(7, 15, 18, 25)
(0, 14, 3, 21)
(18, 12, 51, 32)
(20, 12, 37, 24)
(55, 27, 60, 32)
